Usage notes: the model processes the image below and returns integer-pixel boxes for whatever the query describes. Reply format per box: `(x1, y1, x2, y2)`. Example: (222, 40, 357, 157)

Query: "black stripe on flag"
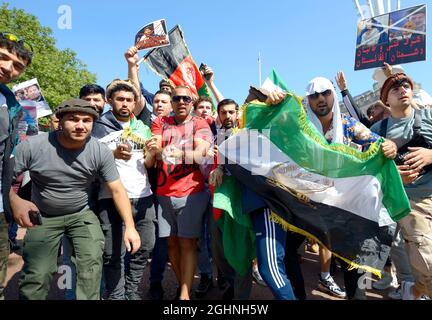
(226, 164, 394, 272)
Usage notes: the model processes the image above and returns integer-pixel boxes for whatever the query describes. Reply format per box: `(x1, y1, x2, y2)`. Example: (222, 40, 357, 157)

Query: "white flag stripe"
(220, 130, 394, 226)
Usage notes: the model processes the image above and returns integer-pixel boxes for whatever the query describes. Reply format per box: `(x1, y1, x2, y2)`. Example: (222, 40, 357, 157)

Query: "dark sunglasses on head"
(308, 89, 332, 100)
(172, 95, 193, 104)
(0, 32, 33, 57)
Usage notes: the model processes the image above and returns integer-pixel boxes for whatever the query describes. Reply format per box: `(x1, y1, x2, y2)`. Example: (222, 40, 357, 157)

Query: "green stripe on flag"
(242, 70, 410, 221)
(214, 175, 256, 276)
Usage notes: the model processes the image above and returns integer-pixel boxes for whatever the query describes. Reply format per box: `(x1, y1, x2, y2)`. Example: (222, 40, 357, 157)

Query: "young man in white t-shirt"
(92, 78, 158, 300)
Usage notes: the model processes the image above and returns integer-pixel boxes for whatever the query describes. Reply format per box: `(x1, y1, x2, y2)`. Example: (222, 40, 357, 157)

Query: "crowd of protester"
(1, 31, 432, 301)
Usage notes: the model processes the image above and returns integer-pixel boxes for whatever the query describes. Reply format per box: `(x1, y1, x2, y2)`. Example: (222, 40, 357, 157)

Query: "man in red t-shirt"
(151, 86, 212, 300)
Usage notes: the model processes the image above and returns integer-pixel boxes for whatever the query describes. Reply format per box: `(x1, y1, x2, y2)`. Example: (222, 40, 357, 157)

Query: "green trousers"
(0, 214, 9, 300)
(19, 209, 104, 300)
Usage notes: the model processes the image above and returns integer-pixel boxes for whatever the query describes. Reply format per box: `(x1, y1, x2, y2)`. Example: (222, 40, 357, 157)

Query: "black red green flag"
(143, 25, 210, 98)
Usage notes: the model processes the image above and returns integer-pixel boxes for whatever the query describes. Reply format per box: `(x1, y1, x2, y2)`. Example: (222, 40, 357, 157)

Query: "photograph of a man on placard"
(409, 9, 426, 32)
(388, 4, 426, 65)
(25, 83, 44, 102)
(12, 78, 52, 118)
(134, 19, 170, 51)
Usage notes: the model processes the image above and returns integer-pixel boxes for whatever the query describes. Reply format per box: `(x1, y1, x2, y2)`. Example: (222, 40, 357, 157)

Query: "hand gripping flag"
(213, 71, 411, 277)
(143, 25, 210, 98)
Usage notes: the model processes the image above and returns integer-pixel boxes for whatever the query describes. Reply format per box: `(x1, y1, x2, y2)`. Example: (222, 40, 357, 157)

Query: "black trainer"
(148, 281, 164, 300)
(217, 272, 229, 291)
(195, 274, 214, 298)
(222, 284, 234, 300)
(174, 287, 181, 300)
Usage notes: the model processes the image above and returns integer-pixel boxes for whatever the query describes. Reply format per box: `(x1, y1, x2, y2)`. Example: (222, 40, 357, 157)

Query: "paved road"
(4, 227, 391, 300)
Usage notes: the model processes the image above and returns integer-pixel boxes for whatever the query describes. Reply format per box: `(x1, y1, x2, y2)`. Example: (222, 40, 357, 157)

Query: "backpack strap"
(412, 108, 422, 136)
(377, 118, 389, 137)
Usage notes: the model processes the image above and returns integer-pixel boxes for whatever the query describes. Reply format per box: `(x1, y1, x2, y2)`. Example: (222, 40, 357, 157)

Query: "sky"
(5, 0, 431, 104)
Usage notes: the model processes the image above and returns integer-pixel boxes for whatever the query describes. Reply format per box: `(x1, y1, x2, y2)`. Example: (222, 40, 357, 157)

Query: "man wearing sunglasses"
(0, 31, 32, 299)
(151, 86, 212, 300)
(266, 77, 397, 300)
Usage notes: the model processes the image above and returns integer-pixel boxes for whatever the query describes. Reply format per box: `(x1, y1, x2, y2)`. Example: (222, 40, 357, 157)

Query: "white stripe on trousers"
(263, 209, 285, 288)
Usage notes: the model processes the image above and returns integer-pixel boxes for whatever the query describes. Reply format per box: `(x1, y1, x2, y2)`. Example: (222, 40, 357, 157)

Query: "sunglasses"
(0, 32, 33, 57)
(308, 89, 332, 100)
(172, 95, 193, 104)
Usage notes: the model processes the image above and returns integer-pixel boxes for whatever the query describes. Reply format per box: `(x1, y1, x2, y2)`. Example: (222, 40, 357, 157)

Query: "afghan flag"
(213, 71, 411, 277)
(143, 25, 210, 98)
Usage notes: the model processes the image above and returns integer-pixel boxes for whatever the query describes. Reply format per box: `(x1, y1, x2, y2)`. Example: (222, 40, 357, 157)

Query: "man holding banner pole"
(371, 73, 432, 300)
(258, 76, 398, 300)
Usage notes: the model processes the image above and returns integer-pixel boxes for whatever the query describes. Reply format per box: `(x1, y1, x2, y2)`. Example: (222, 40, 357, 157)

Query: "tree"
(0, 3, 96, 112)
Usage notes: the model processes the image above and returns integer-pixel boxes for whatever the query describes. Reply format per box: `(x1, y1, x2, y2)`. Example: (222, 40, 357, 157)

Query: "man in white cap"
(267, 76, 397, 299)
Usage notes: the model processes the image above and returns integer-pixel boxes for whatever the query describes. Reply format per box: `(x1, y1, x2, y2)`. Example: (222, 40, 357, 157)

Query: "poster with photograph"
(17, 100, 38, 141)
(134, 19, 170, 50)
(388, 5, 426, 65)
(354, 4, 426, 70)
(12, 78, 52, 118)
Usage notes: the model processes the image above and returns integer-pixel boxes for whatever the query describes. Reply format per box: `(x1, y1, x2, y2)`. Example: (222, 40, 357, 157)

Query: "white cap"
(372, 65, 405, 88)
(305, 77, 334, 96)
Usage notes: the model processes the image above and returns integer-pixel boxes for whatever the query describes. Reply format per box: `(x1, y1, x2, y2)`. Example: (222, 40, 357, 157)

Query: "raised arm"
(336, 71, 371, 127)
(201, 64, 224, 104)
(382, 62, 393, 78)
(125, 46, 146, 115)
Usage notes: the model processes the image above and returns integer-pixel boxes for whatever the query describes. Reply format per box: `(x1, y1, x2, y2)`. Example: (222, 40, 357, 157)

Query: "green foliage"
(0, 3, 96, 109)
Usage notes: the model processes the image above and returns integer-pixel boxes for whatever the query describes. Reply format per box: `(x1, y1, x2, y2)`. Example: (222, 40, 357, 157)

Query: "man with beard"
(209, 98, 254, 300)
(259, 77, 396, 300)
(213, 79, 396, 300)
(79, 84, 107, 115)
(92, 78, 158, 300)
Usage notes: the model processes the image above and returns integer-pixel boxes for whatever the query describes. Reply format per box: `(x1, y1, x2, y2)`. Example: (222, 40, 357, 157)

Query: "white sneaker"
(318, 275, 346, 298)
(401, 281, 416, 300)
(252, 267, 267, 287)
(372, 271, 395, 290)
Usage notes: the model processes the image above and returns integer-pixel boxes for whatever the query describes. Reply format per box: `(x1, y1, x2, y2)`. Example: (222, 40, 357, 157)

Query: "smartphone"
(29, 210, 43, 226)
(199, 63, 212, 80)
(199, 63, 206, 73)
